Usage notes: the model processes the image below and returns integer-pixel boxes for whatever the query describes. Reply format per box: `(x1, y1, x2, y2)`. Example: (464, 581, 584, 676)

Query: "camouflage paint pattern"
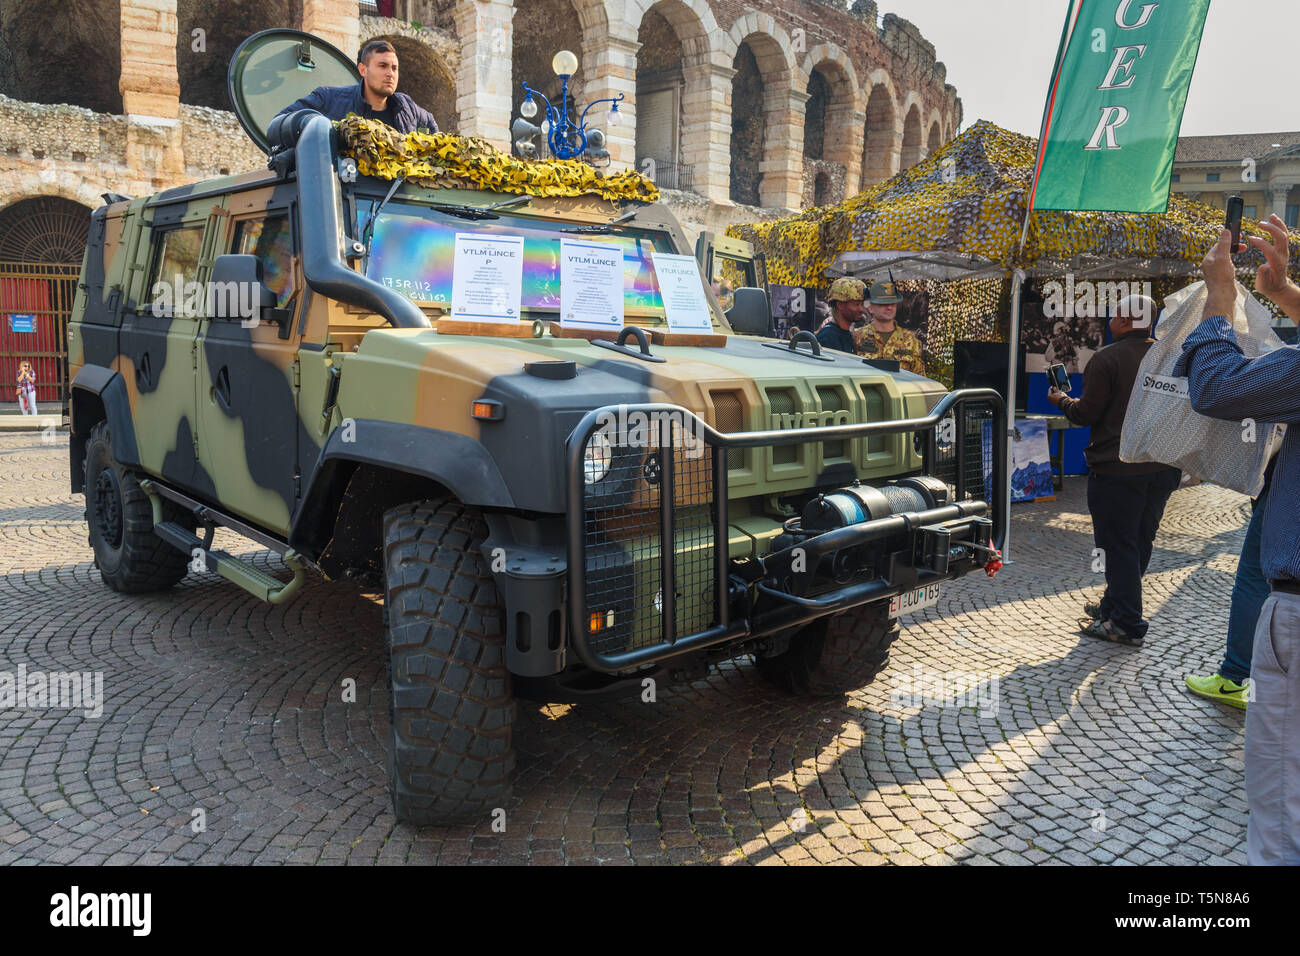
(69, 158, 953, 659)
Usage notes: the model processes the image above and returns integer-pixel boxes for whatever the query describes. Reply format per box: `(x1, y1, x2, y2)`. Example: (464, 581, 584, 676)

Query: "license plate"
(888, 583, 942, 618)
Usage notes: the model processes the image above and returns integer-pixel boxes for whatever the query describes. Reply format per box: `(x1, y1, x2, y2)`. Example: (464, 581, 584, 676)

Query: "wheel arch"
(69, 366, 139, 493)
(290, 420, 518, 575)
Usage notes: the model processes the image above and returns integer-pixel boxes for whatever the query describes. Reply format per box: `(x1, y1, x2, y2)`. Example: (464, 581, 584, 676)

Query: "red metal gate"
(0, 262, 79, 413)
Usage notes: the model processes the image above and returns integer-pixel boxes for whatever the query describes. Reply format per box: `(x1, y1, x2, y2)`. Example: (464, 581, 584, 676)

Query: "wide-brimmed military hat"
(825, 277, 866, 302)
(868, 272, 903, 304)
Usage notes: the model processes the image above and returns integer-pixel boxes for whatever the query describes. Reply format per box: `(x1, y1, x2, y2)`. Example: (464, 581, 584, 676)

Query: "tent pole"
(1003, 267, 1026, 562)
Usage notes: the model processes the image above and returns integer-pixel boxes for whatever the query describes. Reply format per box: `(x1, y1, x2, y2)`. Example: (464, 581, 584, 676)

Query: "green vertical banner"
(1030, 0, 1211, 213)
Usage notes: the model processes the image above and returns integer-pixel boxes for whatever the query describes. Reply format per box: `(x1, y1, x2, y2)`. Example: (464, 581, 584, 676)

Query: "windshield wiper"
(431, 194, 535, 221)
(560, 208, 640, 235)
(360, 176, 404, 274)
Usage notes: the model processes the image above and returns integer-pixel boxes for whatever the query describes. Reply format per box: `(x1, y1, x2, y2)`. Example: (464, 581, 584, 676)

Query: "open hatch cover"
(227, 29, 360, 154)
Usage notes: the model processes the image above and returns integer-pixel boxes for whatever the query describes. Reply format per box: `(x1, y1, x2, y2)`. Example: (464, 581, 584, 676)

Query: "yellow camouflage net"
(336, 115, 660, 203)
(729, 119, 1300, 288)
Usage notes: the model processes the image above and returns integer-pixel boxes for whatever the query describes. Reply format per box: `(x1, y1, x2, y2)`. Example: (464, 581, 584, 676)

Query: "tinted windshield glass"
(361, 201, 691, 319)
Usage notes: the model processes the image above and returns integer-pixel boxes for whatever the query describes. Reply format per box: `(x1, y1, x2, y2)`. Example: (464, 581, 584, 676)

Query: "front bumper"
(565, 388, 1007, 673)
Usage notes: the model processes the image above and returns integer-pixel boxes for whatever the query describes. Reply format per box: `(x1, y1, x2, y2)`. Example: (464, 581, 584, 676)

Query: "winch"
(801, 476, 952, 532)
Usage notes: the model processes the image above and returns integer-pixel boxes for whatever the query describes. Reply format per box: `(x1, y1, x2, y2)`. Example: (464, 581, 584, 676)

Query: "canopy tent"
(729, 120, 1300, 557)
(729, 119, 1300, 286)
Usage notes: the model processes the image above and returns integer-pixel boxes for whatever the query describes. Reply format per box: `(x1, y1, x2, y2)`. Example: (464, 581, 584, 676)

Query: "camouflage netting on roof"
(336, 115, 660, 203)
(728, 119, 1300, 288)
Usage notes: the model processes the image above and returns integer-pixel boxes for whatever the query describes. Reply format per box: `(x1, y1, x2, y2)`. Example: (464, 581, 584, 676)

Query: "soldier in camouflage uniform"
(815, 277, 866, 354)
(854, 275, 925, 375)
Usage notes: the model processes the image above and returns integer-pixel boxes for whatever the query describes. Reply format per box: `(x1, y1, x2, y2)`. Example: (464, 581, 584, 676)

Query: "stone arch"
(860, 80, 897, 188)
(364, 29, 459, 133)
(926, 118, 943, 157)
(801, 46, 860, 203)
(901, 103, 923, 169)
(0, 196, 94, 264)
(633, 0, 720, 194)
(728, 31, 788, 206)
(720, 11, 797, 75)
(0, 177, 112, 220)
(177, 0, 295, 111)
(624, 0, 725, 65)
(0, 0, 121, 114)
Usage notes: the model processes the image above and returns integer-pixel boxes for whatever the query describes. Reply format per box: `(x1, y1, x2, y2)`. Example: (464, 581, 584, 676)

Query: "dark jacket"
(1059, 329, 1169, 475)
(277, 83, 439, 134)
(816, 321, 857, 355)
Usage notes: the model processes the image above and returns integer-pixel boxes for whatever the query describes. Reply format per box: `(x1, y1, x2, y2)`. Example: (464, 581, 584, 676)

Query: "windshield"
(359, 200, 715, 325)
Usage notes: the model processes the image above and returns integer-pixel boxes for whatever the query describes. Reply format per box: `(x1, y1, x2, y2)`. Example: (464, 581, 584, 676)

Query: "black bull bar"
(564, 388, 1007, 673)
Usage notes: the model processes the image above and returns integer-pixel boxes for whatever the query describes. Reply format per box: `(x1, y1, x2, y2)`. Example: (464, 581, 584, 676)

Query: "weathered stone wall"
(802, 158, 846, 208)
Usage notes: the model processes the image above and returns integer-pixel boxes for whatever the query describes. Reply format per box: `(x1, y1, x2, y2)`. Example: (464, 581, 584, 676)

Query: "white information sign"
(450, 233, 525, 323)
(650, 252, 714, 334)
(559, 238, 625, 331)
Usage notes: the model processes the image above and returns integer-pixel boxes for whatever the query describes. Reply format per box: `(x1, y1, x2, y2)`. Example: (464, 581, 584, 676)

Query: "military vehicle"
(67, 30, 1006, 824)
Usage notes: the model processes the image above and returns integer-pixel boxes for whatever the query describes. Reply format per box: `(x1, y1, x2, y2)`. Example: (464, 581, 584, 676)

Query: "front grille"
(711, 390, 745, 470)
(816, 385, 847, 460)
(583, 428, 717, 657)
(767, 388, 798, 464)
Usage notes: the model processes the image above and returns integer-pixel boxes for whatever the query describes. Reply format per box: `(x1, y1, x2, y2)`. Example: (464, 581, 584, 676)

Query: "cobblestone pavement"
(0, 432, 1251, 865)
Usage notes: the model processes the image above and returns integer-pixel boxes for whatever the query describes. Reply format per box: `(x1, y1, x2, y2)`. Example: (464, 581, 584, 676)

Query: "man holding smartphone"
(1047, 294, 1181, 646)
(1176, 214, 1300, 865)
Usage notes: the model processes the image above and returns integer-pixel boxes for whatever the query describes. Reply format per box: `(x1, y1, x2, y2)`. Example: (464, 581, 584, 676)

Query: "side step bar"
(139, 479, 307, 605)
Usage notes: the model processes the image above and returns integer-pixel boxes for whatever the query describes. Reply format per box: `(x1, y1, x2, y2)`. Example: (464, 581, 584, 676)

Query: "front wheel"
(755, 601, 901, 696)
(383, 499, 515, 825)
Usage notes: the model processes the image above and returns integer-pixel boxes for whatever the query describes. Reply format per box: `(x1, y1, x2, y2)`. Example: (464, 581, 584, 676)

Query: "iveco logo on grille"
(770, 411, 852, 430)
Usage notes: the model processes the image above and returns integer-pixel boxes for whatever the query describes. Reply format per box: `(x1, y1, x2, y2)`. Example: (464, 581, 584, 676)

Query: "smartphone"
(1048, 363, 1071, 393)
(1225, 195, 1243, 254)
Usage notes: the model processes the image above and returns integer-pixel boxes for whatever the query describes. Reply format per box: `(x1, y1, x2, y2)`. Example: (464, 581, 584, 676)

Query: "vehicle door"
(195, 194, 303, 536)
(117, 204, 213, 489)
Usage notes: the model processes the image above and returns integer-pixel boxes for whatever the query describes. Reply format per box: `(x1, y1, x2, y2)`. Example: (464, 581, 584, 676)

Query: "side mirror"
(725, 287, 773, 337)
(209, 254, 280, 328)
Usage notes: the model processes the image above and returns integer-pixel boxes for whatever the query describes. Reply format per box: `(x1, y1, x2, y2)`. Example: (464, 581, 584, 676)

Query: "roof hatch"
(227, 29, 360, 154)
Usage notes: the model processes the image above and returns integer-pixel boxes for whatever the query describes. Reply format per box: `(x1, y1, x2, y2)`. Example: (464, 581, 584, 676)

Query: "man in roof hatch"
(276, 39, 439, 134)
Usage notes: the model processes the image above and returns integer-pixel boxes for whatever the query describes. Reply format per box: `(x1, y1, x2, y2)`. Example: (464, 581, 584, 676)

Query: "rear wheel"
(83, 421, 191, 593)
(756, 601, 901, 696)
(383, 499, 515, 825)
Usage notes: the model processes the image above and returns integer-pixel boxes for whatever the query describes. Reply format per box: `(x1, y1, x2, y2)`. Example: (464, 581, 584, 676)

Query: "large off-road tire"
(383, 499, 515, 825)
(83, 421, 191, 593)
(756, 601, 901, 697)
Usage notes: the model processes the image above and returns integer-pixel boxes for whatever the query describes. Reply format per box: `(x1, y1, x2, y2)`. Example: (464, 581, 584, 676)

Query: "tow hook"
(984, 550, 1004, 578)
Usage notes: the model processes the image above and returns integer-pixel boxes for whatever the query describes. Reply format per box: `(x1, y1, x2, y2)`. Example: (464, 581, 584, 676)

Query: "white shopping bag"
(1119, 280, 1284, 496)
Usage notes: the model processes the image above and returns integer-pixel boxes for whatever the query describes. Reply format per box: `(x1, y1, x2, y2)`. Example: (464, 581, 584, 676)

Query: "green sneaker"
(1185, 673, 1248, 710)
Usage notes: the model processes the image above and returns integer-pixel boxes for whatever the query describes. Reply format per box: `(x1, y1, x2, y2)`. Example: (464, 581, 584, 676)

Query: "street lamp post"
(515, 49, 623, 162)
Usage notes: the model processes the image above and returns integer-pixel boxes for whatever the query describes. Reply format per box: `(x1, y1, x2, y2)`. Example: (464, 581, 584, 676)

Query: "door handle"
(138, 352, 152, 387)
(215, 366, 231, 409)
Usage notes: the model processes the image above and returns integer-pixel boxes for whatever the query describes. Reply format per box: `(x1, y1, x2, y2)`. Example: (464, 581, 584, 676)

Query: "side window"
(710, 254, 753, 312)
(148, 225, 206, 317)
(233, 214, 295, 309)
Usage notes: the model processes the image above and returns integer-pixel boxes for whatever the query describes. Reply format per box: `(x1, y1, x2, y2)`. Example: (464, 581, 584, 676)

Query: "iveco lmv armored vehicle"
(68, 31, 1006, 823)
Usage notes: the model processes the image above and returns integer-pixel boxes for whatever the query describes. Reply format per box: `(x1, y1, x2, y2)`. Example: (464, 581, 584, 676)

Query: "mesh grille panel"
(767, 389, 798, 464)
(859, 384, 887, 454)
(932, 400, 998, 505)
(711, 390, 745, 470)
(816, 386, 845, 459)
(583, 429, 716, 658)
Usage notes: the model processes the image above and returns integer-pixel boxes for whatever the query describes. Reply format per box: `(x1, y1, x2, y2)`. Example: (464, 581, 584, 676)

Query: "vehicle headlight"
(584, 433, 613, 484)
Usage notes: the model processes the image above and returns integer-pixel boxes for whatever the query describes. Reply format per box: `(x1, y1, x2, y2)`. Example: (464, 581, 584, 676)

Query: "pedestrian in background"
(1176, 215, 1300, 865)
(1047, 294, 1181, 647)
(15, 360, 37, 415)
